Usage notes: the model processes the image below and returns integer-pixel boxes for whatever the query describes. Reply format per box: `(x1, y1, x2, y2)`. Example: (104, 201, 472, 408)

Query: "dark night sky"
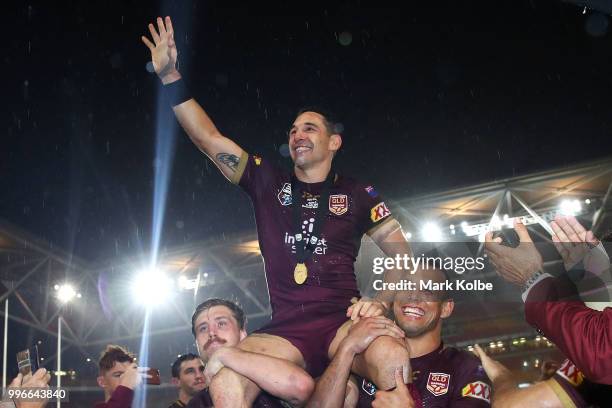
(4, 0, 612, 261)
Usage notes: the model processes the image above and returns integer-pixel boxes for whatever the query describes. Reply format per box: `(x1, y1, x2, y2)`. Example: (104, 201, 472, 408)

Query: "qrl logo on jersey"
(426, 373, 450, 396)
(329, 194, 348, 215)
(556, 359, 584, 387)
(461, 381, 491, 403)
(361, 379, 377, 396)
(277, 183, 292, 206)
(370, 202, 390, 223)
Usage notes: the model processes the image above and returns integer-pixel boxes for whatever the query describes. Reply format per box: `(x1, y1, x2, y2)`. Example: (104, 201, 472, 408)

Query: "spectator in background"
(94, 345, 150, 408)
(3, 368, 51, 408)
(485, 216, 612, 385)
(168, 353, 206, 408)
(473, 344, 611, 407)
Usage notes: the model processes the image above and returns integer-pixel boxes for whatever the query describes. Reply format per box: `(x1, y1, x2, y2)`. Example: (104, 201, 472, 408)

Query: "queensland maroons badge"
(426, 372, 450, 396)
(329, 194, 348, 215)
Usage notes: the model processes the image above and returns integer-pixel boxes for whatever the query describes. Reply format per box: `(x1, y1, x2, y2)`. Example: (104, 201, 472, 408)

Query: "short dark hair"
(191, 298, 246, 336)
(171, 353, 202, 378)
(296, 106, 344, 135)
(98, 345, 135, 375)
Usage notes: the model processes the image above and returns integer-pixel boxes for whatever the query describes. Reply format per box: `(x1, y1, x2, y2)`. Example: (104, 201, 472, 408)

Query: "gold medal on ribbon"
(294, 263, 308, 284)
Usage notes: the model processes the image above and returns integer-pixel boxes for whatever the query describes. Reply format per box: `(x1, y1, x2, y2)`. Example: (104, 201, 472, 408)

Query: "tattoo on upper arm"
(216, 153, 240, 172)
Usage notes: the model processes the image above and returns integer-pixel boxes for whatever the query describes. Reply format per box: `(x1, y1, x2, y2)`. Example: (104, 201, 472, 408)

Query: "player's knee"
(366, 336, 409, 390)
(288, 372, 315, 406)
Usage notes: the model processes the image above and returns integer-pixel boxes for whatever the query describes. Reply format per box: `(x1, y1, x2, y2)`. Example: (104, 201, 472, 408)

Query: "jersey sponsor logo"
(370, 202, 391, 223)
(556, 359, 584, 387)
(253, 155, 262, 166)
(361, 379, 377, 396)
(329, 194, 348, 215)
(284, 217, 328, 255)
(461, 381, 491, 403)
(278, 183, 292, 206)
(426, 372, 450, 396)
(302, 192, 319, 209)
(365, 185, 378, 198)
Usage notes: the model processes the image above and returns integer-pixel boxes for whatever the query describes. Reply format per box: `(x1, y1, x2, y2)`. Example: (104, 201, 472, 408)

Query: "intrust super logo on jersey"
(426, 373, 450, 396)
(370, 202, 390, 223)
(461, 381, 491, 403)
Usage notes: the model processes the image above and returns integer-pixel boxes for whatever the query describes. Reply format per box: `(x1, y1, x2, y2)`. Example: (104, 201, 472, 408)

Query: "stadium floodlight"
(421, 222, 442, 241)
(132, 268, 174, 307)
(559, 199, 581, 216)
(55, 284, 80, 304)
(177, 275, 199, 291)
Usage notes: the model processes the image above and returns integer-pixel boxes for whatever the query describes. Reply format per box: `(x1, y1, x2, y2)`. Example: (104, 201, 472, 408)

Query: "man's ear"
(97, 375, 106, 389)
(171, 377, 179, 386)
(239, 329, 247, 341)
(329, 134, 342, 153)
(440, 299, 454, 319)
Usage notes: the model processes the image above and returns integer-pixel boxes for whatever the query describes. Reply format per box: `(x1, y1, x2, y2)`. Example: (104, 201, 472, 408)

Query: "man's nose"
(293, 129, 308, 142)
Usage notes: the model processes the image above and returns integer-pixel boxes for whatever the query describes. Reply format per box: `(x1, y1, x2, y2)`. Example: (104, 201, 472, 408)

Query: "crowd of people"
(5, 15, 611, 408)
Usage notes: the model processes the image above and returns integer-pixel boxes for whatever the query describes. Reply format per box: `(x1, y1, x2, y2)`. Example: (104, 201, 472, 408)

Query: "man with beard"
(187, 298, 312, 407)
(168, 354, 206, 407)
(353, 267, 491, 407)
(142, 16, 413, 407)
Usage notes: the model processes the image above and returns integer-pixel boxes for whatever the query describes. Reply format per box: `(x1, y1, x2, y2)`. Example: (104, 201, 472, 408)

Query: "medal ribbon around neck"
(291, 171, 335, 284)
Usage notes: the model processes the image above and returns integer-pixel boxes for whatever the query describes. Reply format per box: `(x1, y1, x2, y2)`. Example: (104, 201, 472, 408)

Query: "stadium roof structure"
(1, 156, 611, 377)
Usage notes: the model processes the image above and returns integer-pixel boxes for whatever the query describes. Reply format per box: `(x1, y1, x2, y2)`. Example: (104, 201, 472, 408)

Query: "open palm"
(141, 16, 178, 79)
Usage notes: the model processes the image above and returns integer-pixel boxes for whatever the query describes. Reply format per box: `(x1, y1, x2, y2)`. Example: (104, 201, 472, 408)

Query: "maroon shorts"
(254, 302, 348, 378)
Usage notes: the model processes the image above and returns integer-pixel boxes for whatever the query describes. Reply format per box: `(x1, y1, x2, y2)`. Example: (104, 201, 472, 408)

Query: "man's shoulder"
(337, 174, 373, 191)
(440, 346, 487, 376)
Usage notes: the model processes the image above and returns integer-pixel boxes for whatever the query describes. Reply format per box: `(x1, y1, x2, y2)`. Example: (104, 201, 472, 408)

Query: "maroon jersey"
(357, 344, 492, 407)
(232, 152, 392, 315)
(546, 359, 611, 407)
(186, 388, 283, 408)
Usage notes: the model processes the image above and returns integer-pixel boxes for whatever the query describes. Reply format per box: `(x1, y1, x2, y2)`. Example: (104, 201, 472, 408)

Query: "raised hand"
(9, 368, 51, 408)
(485, 219, 543, 286)
(551, 215, 608, 274)
(141, 16, 180, 83)
(119, 363, 150, 390)
(471, 344, 512, 383)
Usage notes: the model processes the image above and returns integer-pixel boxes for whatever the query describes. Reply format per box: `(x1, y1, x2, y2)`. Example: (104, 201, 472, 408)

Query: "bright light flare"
(559, 199, 581, 216)
(132, 269, 174, 307)
(55, 284, 80, 303)
(421, 222, 442, 241)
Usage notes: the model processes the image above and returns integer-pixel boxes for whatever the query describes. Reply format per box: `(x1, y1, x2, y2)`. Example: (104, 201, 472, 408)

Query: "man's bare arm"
(369, 218, 414, 305)
(209, 347, 314, 406)
(308, 317, 405, 408)
(473, 345, 564, 408)
(142, 16, 245, 182)
(172, 100, 245, 182)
